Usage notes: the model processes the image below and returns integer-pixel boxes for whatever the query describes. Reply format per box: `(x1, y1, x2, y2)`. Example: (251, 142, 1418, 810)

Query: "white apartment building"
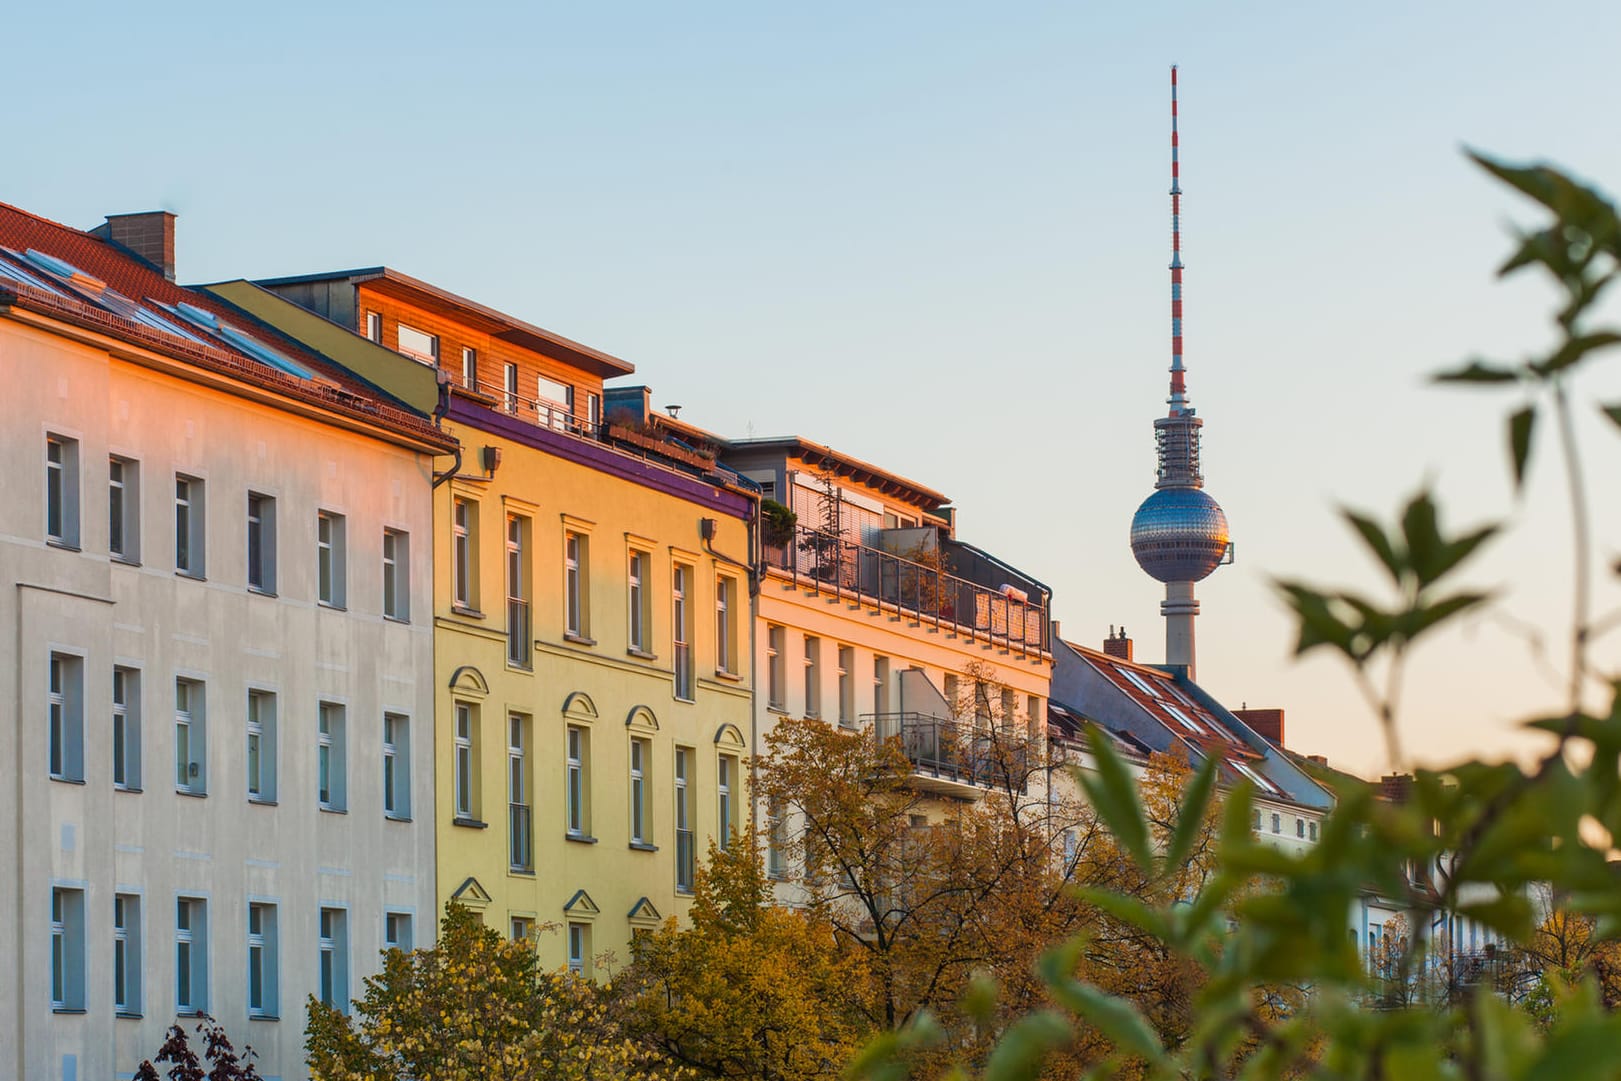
(0, 208, 453, 1081)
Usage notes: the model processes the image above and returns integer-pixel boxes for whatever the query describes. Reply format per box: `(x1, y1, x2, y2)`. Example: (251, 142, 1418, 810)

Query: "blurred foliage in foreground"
(853, 155, 1621, 1080)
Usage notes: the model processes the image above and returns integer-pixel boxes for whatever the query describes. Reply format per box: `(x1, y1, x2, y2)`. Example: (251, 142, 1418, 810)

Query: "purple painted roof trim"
(448, 396, 753, 520)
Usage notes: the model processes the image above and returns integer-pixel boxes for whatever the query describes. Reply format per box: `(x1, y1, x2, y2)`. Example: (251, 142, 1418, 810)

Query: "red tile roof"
(0, 201, 453, 451)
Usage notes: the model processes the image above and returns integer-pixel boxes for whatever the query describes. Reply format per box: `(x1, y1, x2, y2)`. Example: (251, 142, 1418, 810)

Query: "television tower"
(1128, 66, 1232, 680)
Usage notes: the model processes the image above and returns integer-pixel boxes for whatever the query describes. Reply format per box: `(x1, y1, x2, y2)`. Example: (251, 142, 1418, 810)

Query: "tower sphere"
(1129, 487, 1229, 583)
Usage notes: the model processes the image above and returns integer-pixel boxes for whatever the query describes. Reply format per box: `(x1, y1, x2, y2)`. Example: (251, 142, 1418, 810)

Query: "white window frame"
(174, 474, 205, 577)
(51, 886, 86, 1011)
(674, 747, 692, 891)
(365, 311, 381, 342)
(509, 713, 531, 870)
(567, 922, 587, 976)
(247, 902, 277, 1019)
(384, 911, 412, 952)
(837, 645, 854, 726)
(454, 703, 475, 820)
(175, 896, 206, 1014)
(627, 550, 649, 653)
(715, 575, 735, 674)
(452, 499, 474, 609)
(717, 754, 735, 850)
(461, 346, 477, 389)
(672, 563, 693, 700)
(246, 492, 275, 593)
(566, 725, 587, 837)
(318, 702, 346, 811)
(382, 529, 409, 621)
(630, 737, 649, 846)
(174, 678, 205, 795)
(49, 652, 84, 782)
(564, 532, 587, 638)
(383, 712, 410, 819)
(45, 434, 80, 548)
(506, 515, 530, 667)
(317, 511, 346, 608)
(803, 635, 821, 718)
(318, 906, 349, 1011)
(503, 362, 519, 414)
(766, 624, 785, 710)
(246, 689, 275, 803)
(114, 893, 141, 1016)
(396, 323, 438, 364)
(109, 455, 139, 562)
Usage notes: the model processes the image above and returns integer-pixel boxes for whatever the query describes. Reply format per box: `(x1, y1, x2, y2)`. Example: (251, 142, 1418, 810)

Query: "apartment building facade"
(0, 208, 450, 1081)
(243, 270, 756, 974)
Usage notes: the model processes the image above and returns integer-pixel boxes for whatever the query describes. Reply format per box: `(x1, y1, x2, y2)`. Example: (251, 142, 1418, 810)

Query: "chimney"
(1103, 625, 1133, 662)
(90, 211, 177, 281)
(1379, 773, 1413, 805)
(1234, 707, 1285, 747)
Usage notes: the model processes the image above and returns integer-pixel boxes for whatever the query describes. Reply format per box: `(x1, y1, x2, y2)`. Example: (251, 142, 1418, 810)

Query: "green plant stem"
(1551, 378, 1591, 716)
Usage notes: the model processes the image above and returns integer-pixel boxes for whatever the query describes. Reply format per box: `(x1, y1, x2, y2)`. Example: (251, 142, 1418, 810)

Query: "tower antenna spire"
(1168, 64, 1187, 415)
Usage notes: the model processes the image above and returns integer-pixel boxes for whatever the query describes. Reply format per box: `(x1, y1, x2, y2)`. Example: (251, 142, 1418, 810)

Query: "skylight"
(218, 325, 313, 380)
(0, 251, 71, 297)
(1232, 760, 1280, 795)
(23, 248, 105, 290)
(1119, 668, 1163, 699)
(1160, 702, 1206, 734)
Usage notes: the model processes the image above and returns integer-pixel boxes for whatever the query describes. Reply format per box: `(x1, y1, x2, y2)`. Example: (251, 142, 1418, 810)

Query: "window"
(536, 375, 571, 428)
(51, 887, 85, 1011)
(48, 652, 84, 782)
(247, 902, 277, 1018)
(317, 511, 347, 607)
(454, 703, 477, 820)
(674, 748, 693, 891)
(630, 737, 651, 846)
(627, 550, 650, 653)
(803, 636, 821, 718)
(837, 646, 854, 726)
(1309, 821, 1319, 842)
(396, 323, 437, 363)
(503, 362, 519, 413)
(174, 475, 205, 577)
(672, 563, 693, 699)
(461, 346, 477, 389)
(175, 897, 207, 1013)
(452, 498, 477, 610)
(246, 690, 276, 803)
(383, 713, 410, 819)
(174, 679, 205, 794)
(382, 529, 409, 621)
(109, 456, 139, 561)
(567, 922, 589, 976)
(509, 714, 531, 870)
(511, 916, 533, 942)
(1252, 809, 1262, 831)
(874, 656, 890, 716)
(718, 754, 737, 850)
(365, 311, 381, 342)
(246, 493, 276, 593)
(565, 531, 589, 639)
(114, 893, 141, 1016)
(45, 434, 80, 547)
(715, 576, 736, 674)
(566, 725, 588, 837)
(319, 907, 348, 1010)
(318, 702, 346, 811)
(766, 624, 785, 710)
(384, 912, 412, 952)
(506, 515, 530, 667)
(1296, 818, 1306, 838)
(1271, 813, 1281, 834)
(766, 797, 786, 878)
(586, 392, 601, 431)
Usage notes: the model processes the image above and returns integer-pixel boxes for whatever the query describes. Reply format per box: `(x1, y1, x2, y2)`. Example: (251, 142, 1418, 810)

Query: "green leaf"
(1433, 359, 1521, 385)
(1077, 729, 1153, 874)
(1039, 942, 1166, 1064)
(1509, 406, 1536, 489)
(1161, 752, 1220, 876)
(1074, 887, 1173, 942)
(982, 1010, 1073, 1081)
(1526, 1018, 1621, 1081)
(1343, 508, 1405, 586)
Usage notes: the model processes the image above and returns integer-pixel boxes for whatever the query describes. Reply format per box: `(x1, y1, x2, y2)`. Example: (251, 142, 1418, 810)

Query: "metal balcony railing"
(675, 828, 696, 892)
(764, 525, 1048, 658)
(867, 712, 1031, 793)
(509, 802, 532, 871)
(507, 596, 530, 667)
(472, 378, 600, 439)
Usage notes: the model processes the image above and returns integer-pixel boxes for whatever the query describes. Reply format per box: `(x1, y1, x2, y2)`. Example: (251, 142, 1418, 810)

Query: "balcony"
(509, 801, 532, 871)
(764, 525, 1048, 659)
(507, 596, 530, 667)
(675, 828, 696, 893)
(473, 378, 599, 439)
(867, 712, 1031, 798)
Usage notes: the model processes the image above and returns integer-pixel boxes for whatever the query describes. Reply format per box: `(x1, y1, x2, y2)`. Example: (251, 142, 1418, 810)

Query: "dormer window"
(396, 324, 438, 364)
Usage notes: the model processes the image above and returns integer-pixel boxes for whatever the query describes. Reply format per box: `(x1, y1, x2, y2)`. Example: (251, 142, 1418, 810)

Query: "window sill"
(178, 1009, 208, 1018)
(766, 705, 790, 716)
(563, 632, 596, 647)
(247, 586, 277, 598)
(673, 693, 696, 704)
(628, 842, 659, 853)
(320, 805, 348, 815)
(383, 614, 410, 625)
(175, 571, 206, 582)
(714, 669, 744, 683)
(317, 601, 348, 612)
(116, 1010, 143, 1020)
(49, 775, 86, 786)
(248, 1013, 279, 1022)
(626, 647, 658, 661)
(385, 813, 413, 823)
(115, 784, 143, 794)
(51, 1007, 87, 1015)
(509, 867, 536, 877)
(111, 556, 141, 568)
(453, 816, 488, 829)
(675, 887, 695, 897)
(507, 661, 534, 673)
(176, 789, 208, 799)
(248, 797, 277, 807)
(565, 832, 598, 845)
(451, 604, 485, 619)
(46, 539, 82, 552)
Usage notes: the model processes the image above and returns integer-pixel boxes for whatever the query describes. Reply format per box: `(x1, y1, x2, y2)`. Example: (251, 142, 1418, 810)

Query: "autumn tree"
(615, 824, 874, 1081)
(304, 903, 679, 1081)
(134, 1015, 264, 1081)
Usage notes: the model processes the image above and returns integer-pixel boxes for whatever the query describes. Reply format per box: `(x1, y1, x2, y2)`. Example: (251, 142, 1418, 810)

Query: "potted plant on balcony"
(760, 499, 797, 549)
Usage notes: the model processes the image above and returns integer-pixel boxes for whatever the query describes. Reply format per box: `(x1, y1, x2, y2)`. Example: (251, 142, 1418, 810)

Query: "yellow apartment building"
(232, 270, 756, 972)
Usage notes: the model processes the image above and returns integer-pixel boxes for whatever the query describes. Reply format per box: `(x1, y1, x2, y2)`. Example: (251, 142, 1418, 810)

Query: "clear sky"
(10, 1, 1621, 777)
